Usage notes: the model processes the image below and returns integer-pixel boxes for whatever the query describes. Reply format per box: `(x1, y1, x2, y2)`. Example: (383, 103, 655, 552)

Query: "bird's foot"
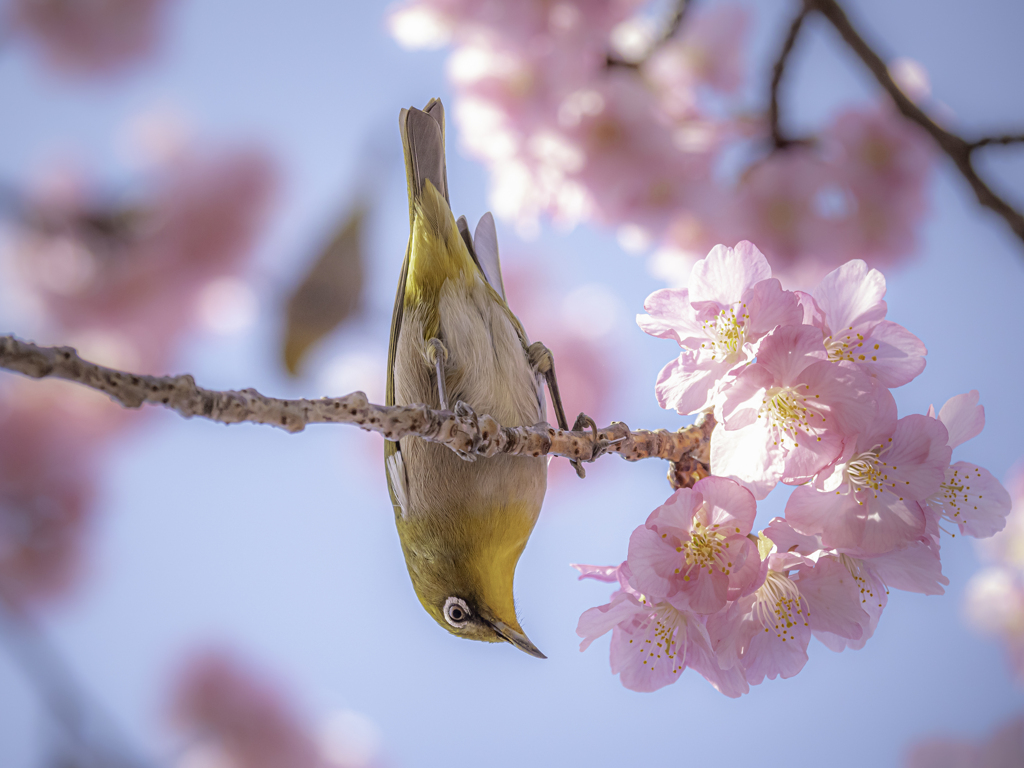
(526, 341, 553, 376)
(450, 400, 480, 461)
(426, 337, 450, 410)
(569, 412, 610, 479)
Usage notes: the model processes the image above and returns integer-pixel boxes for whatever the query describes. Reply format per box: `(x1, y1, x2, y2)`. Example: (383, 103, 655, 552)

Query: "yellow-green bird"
(385, 99, 572, 658)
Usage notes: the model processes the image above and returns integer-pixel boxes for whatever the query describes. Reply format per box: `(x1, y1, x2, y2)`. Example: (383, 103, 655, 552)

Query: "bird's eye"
(443, 596, 471, 628)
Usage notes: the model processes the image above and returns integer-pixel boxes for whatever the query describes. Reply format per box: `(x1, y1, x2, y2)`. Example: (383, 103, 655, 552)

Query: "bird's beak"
(488, 619, 547, 659)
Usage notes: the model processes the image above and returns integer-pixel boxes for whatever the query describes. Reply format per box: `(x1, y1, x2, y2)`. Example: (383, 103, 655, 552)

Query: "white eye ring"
(443, 596, 471, 628)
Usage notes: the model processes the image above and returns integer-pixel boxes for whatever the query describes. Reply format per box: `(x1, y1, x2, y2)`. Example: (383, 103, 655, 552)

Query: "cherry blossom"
(711, 323, 874, 499)
(638, 241, 801, 415)
(924, 391, 1012, 538)
(574, 562, 748, 696)
(627, 476, 760, 614)
(765, 517, 947, 652)
(785, 383, 951, 554)
(806, 259, 927, 387)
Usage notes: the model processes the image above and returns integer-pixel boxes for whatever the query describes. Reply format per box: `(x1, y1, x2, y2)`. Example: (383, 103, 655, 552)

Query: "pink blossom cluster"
(388, 2, 935, 280)
(963, 463, 1024, 682)
(574, 242, 1010, 694)
(0, 146, 275, 609)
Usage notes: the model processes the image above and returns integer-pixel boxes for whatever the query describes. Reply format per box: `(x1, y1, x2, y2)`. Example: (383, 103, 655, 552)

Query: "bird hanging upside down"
(385, 99, 576, 658)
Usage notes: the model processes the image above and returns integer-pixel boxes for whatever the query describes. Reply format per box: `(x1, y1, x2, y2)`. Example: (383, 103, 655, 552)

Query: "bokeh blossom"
(904, 713, 1024, 768)
(7, 0, 174, 76)
(170, 650, 324, 768)
(964, 463, 1024, 681)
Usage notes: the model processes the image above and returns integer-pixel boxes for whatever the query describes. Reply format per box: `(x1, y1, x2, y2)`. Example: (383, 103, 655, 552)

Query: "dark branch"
(769, 6, 811, 149)
(805, 0, 1024, 243)
(967, 134, 1024, 151)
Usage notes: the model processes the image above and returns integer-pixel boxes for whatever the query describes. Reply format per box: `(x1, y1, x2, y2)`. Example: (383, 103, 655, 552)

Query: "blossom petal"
(796, 557, 867, 640)
(935, 462, 1012, 539)
(696, 475, 757, 532)
(786, 486, 866, 550)
(711, 421, 782, 500)
(688, 241, 771, 308)
(655, 352, 726, 415)
(812, 259, 888, 333)
(743, 278, 803, 338)
(861, 320, 926, 387)
(577, 594, 645, 651)
(937, 390, 984, 449)
(869, 540, 948, 596)
(637, 287, 703, 345)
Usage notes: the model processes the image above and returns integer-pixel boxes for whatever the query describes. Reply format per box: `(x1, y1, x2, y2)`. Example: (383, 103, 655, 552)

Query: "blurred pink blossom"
(502, 260, 617, 482)
(904, 714, 1024, 768)
(170, 650, 324, 768)
(0, 386, 99, 610)
(8, 0, 173, 76)
(643, 4, 749, 115)
(12, 147, 276, 371)
(963, 463, 1024, 681)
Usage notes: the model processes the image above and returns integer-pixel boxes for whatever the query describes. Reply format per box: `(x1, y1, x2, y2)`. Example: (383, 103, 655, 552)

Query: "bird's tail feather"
(401, 99, 449, 226)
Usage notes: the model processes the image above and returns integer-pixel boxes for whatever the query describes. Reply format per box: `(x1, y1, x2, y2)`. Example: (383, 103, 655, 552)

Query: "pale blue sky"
(2, 1, 1024, 766)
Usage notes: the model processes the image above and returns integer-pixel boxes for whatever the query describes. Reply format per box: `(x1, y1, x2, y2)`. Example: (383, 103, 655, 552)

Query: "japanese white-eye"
(385, 100, 572, 658)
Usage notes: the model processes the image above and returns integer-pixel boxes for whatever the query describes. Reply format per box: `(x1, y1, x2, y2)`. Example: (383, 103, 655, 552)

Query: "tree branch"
(805, 0, 1024, 243)
(0, 335, 714, 468)
(769, 6, 811, 149)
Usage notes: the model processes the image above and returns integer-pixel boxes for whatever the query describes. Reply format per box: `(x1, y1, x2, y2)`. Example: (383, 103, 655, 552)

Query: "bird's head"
(398, 503, 545, 658)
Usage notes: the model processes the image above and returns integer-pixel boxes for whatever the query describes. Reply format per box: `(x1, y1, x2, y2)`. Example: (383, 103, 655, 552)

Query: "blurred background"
(1, 0, 1023, 766)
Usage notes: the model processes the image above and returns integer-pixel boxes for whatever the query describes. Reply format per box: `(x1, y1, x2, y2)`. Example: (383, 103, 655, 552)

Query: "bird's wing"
(472, 212, 506, 301)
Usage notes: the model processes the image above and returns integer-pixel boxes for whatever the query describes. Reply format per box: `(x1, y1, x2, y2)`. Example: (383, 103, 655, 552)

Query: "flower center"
(753, 571, 807, 641)
(700, 304, 748, 360)
(846, 445, 886, 495)
(631, 598, 687, 676)
(823, 328, 878, 364)
(758, 384, 825, 441)
(677, 519, 732, 579)
(839, 554, 886, 610)
(926, 464, 983, 527)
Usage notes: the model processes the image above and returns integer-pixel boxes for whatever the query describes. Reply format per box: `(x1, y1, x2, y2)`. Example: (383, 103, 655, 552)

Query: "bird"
(385, 99, 573, 659)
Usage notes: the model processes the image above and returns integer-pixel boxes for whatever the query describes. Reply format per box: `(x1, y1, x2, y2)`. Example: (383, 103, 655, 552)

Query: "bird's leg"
(527, 341, 585, 478)
(426, 337, 449, 410)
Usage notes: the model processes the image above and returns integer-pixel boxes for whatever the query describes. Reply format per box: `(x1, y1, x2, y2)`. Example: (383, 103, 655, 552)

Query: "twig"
(769, 7, 811, 149)
(967, 134, 1024, 151)
(0, 335, 715, 467)
(805, 0, 1024, 243)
